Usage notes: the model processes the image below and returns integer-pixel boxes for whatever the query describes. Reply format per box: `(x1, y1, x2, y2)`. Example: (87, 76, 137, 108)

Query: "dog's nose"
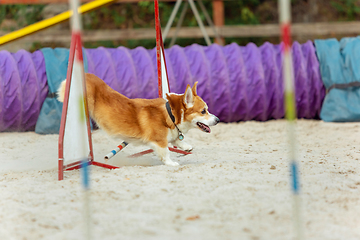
(215, 117, 220, 125)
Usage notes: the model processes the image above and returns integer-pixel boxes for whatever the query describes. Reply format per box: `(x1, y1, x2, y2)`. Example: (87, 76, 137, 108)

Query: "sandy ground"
(0, 119, 359, 240)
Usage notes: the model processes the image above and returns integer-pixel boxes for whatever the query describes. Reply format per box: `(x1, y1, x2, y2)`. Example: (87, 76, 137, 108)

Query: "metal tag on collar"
(178, 133, 184, 141)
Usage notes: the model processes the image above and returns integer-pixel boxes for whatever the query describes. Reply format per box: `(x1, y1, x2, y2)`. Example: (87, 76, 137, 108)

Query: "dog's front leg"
(174, 138, 193, 152)
(151, 143, 179, 166)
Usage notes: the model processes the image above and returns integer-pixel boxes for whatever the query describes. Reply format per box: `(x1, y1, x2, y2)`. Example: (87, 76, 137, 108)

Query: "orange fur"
(85, 73, 175, 148)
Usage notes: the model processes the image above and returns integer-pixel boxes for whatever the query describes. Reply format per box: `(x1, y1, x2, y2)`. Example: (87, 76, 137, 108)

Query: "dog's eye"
(201, 109, 206, 114)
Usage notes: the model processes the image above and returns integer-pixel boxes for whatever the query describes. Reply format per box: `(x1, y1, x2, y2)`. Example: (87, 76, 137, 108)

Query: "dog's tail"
(57, 80, 67, 103)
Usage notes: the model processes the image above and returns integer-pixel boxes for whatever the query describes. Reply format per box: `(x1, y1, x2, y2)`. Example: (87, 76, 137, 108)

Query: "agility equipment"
(103, 0, 191, 161)
(34, 48, 90, 134)
(58, 0, 93, 182)
(104, 142, 128, 160)
(315, 37, 360, 122)
(155, 0, 171, 99)
(0, 41, 325, 132)
(0, 50, 48, 132)
(58, 0, 94, 239)
(279, 0, 303, 239)
(58, 0, 119, 181)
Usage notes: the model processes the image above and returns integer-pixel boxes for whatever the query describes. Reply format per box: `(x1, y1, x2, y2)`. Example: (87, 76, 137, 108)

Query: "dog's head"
(180, 82, 220, 133)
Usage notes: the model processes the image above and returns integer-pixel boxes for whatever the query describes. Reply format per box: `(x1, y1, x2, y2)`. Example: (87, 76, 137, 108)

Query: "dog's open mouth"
(197, 122, 210, 133)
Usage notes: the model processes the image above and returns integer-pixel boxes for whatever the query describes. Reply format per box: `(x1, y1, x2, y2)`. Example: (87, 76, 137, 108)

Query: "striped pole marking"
(104, 141, 129, 160)
(279, 0, 303, 239)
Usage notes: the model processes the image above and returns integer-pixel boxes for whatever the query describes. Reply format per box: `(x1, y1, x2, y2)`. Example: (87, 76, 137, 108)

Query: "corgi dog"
(58, 73, 219, 166)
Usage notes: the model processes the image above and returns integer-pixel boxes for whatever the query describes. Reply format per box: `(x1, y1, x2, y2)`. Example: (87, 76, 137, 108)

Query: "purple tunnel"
(0, 50, 48, 131)
(0, 41, 325, 132)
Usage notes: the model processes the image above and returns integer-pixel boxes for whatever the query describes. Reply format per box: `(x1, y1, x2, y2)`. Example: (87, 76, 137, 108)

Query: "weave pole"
(279, 1, 304, 240)
(67, 0, 92, 239)
(154, 0, 171, 99)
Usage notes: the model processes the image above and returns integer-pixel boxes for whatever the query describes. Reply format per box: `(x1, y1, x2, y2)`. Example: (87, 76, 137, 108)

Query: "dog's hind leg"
(150, 142, 179, 166)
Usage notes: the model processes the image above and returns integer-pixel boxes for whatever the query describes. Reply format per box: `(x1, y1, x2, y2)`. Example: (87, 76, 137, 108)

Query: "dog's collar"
(166, 101, 184, 141)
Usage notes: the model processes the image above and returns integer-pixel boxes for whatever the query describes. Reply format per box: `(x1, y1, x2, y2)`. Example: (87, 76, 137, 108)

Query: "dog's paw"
(165, 161, 179, 167)
(176, 141, 193, 152)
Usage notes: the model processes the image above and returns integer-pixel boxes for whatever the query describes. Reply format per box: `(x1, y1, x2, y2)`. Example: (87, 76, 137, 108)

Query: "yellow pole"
(0, 0, 115, 46)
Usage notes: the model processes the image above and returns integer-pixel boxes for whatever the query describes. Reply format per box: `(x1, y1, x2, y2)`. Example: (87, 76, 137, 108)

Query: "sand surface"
(0, 119, 359, 240)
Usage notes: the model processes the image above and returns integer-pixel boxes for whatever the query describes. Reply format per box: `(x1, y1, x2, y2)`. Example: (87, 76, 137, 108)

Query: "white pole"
(69, 0, 82, 32)
(69, 0, 92, 239)
(279, 0, 304, 240)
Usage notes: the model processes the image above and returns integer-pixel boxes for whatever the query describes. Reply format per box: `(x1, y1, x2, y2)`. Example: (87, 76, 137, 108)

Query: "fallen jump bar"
(104, 141, 128, 160)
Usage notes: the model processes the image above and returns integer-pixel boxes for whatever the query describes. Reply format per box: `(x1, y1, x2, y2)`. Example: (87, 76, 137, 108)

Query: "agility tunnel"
(1, 37, 360, 133)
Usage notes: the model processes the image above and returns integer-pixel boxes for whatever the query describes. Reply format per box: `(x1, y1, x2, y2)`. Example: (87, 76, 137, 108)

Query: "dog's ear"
(192, 81, 198, 96)
(184, 84, 194, 108)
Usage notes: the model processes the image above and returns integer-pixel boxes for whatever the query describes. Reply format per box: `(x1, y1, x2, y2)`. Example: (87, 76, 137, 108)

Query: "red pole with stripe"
(154, 0, 171, 99)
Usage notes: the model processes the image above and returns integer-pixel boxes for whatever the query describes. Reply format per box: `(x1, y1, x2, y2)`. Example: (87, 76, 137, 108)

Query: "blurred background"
(1, 0, 360, 52)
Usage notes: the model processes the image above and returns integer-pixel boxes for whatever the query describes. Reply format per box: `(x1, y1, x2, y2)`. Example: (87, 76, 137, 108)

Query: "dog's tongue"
(197, 122, 211, 133)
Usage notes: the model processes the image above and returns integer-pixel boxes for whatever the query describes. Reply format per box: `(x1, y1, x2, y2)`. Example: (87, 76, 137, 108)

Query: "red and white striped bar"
(279, 0, 294, 104)
(104, 141, 128, 160)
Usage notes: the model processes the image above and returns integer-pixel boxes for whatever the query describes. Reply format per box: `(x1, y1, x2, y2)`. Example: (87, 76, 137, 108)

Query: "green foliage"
(0, 6, 6, 24)
(138, 1, 154, 15)
(85, 11, 99, 29)
(240, 7, 259, 24)
(113, 14, 126, 27)
(224, 0, 260, 25)
(0, 5, 45, 29)
(331, 0, 360, 20)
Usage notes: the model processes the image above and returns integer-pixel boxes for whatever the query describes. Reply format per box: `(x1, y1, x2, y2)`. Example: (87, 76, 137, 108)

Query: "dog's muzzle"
(197, 122, 211, 133)
(197, 116, 220, 133)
